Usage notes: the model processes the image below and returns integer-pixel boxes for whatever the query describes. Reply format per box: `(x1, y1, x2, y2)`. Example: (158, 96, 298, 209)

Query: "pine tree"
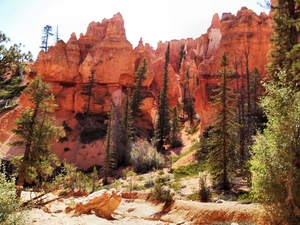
(170, 106, 182, 148)
(11, 75, 65, 197)
(0, 32, 32, 79)
(267, 0, 300, 82)
(178, 44, 185, 72)
(154, 43, 171, 152)
(103, 104, 116, 185)
(114, 89, 134, 166)
(205, 53, 239, 190)
(183, 69, 195, 124)
(40, 25, 54, 52)
(131, 57, 148, 117)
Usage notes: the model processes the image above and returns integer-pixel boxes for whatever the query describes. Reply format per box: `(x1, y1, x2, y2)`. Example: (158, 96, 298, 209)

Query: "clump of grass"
(144, 179, 155, 189)
(172, 162, 206, 180)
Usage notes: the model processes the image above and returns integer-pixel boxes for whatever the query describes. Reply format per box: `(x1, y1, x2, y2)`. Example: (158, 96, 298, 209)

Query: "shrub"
(151, 183, 174, 203)
(155, 175, 171, 185)
(198, 172, 211, 202)
(172, 162, 206, 179)
(130, 140, 164, 173)
(144, 179, 155, 188)
(0, 172, 24, 224)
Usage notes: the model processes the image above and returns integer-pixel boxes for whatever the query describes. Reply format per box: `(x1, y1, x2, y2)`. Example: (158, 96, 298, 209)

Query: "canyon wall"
(0, 8, 272, 170)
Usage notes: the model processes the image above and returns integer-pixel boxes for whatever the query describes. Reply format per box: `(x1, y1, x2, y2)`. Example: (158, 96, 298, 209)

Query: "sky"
(0, 0, 269, 59)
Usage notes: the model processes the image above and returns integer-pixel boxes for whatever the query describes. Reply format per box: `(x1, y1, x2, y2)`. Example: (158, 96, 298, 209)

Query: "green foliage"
(267, 0, 300, 82)
(251, 72, 300, 224)
(169, 180, 182, 191)
(0, 77, 26, 101)
(49, 161, 98, 193)
(114, 90, 134, 166)
(0, 172, 24, 224)
(205, 53, 240, 190)
(171, 141, 200, 163)
(198, 172, 212, 202)
(172, 162, 206, 180)
(0, 31, 32, 79)
(154, 43, 171, 152)
(184, 120, 200, 134)
(131, 57, 147, 117)
(237, 192, 256, 204)
(151, 183, 174, 203)
(155, 175, 171, 185)
(11, 75, 65, 195)
(103, 104, 117, 185)
(144, 179, 155, 188)
(182, 69, 195, 124)
(177, 44, 186, 72)
(170, 106, 183, 148)
(130, 140, 164, 173)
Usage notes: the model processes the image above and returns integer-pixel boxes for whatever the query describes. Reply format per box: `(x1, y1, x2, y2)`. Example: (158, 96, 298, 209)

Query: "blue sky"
(0, 0, 269, 59)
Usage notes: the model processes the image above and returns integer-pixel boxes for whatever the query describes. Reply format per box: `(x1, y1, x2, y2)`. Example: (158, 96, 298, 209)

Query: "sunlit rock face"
(0, 8, 272, 170)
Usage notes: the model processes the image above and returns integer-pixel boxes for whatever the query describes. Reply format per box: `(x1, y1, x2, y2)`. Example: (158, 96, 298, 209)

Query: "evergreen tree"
(154, 43, 171, 152)
(131, 57, 147, 117)
(183, 69, 195, 124)
(81, 69, 95, 117)
(0, 32, 32, 79)
(114, 89, 134, 166)
(170, 106, 182, 148)
(178, 44, 185, 72)
(267, 0, 300, 82)
(205, 53, 239, 190)
(40, 25, 54, 52)
(103, 104, 116, 185)
(11, 75, 65, 197)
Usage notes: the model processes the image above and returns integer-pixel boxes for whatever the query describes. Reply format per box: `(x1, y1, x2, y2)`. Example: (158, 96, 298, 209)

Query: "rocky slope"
(0, 8, 272, 170)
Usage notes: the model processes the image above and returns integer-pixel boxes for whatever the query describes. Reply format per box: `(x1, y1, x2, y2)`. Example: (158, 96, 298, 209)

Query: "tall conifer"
(206, 53, 239, 190)
(154, 43, 171, 152)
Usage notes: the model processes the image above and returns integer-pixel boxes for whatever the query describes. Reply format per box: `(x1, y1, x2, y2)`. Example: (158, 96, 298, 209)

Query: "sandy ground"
(23, 192, 185, 225)
(20, 190, 261, 225)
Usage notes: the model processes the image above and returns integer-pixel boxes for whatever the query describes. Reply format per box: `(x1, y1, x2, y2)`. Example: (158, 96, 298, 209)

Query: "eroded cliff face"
(0, 8, 272, 170)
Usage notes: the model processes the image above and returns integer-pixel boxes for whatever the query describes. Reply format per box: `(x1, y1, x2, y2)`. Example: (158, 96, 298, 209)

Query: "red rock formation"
(0, 8, 272, 169)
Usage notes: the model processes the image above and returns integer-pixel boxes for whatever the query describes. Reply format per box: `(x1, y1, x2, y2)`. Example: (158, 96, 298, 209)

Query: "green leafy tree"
(131, 57, 148, 117)
(11, 75, 65, 197)
(170, 106, 182, 148)
(154, 43, 171, 152)
(250, 0, 300, 223)
(251, 72, 300, 224)
(40, 25, 54, 52)
(0, 31, 32, 80)
(205, 53, 239, 190)
(0, 170, 24, 224)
